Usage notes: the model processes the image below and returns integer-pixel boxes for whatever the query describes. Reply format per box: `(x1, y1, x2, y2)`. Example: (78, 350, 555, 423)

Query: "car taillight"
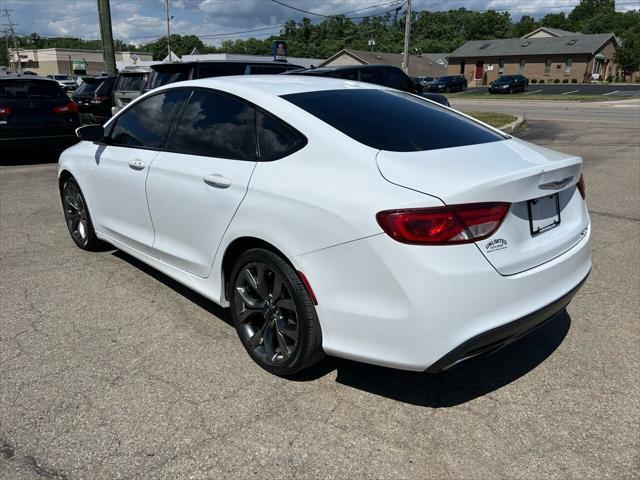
(0, 106, 10, 116)
(53, 102, 78, 113)
(576, 174, 586, 199)
(376, 202, 510, 245)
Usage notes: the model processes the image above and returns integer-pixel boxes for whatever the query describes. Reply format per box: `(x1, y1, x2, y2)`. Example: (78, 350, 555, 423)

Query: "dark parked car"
(427, 75, 467, 93)
(287, 65, 450, 106)
(489, 75, 529, 94)
(73, 76, 116, 124)
(142, 61, 304, 93)
(0, 77, 80, 149)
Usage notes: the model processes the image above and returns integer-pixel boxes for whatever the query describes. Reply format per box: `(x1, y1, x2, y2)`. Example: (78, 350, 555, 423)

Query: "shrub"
(539, 79, 545, 84)
(562, 79, 569, 83)
(571, 78, 578, 83)
(606, 75, 613, 82)
(553, 78, 560, 83)
(531, 79, 538, 83)
(482, 71, 488, 85)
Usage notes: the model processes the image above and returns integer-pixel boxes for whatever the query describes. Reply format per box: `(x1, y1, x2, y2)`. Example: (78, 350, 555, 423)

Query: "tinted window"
(197, 63, 247, 78)
(383, 68, 413, 92)
(250, 64, 292, 75)
(256, 111, 306, 160)
(146, 68, 190, 90)
(171, 90, 256, 160)
(109, 90, 185, 148)
(359, 68, 385, 85)
(115, 74, 144, 91)
(282, 89, 504, 152)
(75, 80, 100, 95)
(0, 80, 65, 99)
(332, 69, 358, 80)
(95, 78, 115, 95)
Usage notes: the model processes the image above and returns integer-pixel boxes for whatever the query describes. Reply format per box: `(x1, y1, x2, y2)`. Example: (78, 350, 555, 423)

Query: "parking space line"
(561, 90, 580, 95)
(602, 90, 620, 96)
(524, 89, 543, 95)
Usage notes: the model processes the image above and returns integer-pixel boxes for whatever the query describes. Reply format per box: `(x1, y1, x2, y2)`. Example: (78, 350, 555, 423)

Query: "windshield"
(0, 80, 65, 99)
(282, 89, 504, 152)
(54, 75, 71, 81)
(115, 74, 144, 91)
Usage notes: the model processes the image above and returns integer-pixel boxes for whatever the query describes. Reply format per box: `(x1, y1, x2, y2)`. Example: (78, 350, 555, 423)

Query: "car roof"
(0, 76, 58, 82)
(157, 74, 389, 98)
(295, 64, 397, 74)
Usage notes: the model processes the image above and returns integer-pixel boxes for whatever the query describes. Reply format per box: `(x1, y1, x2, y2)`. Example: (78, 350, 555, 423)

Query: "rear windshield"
(282, 89, 505, 152)
(54, 75, 71, 80)
(0, 80, 65, 99)
(115, 74, 144, 91)
(146, 69, 190, 90)
(75, 79, 100, 94)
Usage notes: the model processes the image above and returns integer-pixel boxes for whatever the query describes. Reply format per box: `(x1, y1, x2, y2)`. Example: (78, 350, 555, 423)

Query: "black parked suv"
(73, 76, 116, 124)
(489, 75, 529, 94)
(287, 65, 450, 106)
(142, 61, 304, 93)
(0, 77, 80, 150)
(427, 75, 467, 93)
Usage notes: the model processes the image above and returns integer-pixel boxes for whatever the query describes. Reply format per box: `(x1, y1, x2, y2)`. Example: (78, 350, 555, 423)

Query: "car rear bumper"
(425, 272, 588, 372)
(295, 225, 591, 371)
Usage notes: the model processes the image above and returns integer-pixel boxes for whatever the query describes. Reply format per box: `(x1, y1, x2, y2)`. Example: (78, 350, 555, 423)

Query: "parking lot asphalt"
(1, 100, 639, 479)
(461, 83, 640, 97)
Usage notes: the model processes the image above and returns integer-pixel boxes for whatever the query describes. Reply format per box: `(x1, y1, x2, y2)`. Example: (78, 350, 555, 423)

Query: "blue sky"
(3, 0, 639, 46)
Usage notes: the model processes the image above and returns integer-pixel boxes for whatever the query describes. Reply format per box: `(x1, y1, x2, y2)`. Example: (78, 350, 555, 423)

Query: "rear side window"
(109, 89, 186, 148)
(146, 68, 190, 90)
(0, 80, 65, 99)
(256, 111, 306, 160)
(170, 90, 256, 160)
(282, 89, 504, 152)
(359, 68, 385, 85)
(197, 63, 247, 78)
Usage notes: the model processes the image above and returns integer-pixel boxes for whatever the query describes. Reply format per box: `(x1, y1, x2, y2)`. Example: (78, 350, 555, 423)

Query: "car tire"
(61, 177, 104, 251)
(230, 248, 324, 376)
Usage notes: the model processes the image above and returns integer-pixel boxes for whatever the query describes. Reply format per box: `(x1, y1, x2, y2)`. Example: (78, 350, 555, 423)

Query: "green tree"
(616, 29, 640, 74)
(513, 15, 539, 37)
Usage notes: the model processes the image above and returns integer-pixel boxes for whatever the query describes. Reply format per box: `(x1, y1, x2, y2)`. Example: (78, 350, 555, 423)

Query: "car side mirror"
(76, 124, 104, 143)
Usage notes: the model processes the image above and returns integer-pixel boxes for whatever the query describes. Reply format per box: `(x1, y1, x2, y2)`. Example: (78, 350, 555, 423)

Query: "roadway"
(460, 83, 640, 97)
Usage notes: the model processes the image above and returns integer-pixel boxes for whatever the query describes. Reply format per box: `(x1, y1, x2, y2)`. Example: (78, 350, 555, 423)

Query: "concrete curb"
(499, 115, 524, 133)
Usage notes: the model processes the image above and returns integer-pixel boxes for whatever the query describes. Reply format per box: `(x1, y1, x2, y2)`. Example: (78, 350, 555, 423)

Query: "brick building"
(447, 27, 624, 84)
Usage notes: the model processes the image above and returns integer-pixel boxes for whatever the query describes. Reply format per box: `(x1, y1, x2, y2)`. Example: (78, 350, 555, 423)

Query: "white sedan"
(58, 76, 591, 376)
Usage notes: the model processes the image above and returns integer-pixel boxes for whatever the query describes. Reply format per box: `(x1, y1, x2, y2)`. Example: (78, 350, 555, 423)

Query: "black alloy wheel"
(230, 248, 323, 375)
(61, 177, 102, 250)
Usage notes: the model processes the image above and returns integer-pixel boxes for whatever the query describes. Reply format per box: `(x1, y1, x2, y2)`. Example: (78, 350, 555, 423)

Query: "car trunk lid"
(376, 138, 590, 275)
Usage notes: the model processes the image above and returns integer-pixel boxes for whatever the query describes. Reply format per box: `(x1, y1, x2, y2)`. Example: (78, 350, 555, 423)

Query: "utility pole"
(2, 9, 22, 73)
(96, 0, 116, 76)
(164, 0, 172, 62)
(402, 0, 412, 74)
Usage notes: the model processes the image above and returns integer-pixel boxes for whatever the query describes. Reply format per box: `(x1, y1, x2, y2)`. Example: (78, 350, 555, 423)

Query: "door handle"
(203, 174, 232, 189)
(128, 159, 146, 170)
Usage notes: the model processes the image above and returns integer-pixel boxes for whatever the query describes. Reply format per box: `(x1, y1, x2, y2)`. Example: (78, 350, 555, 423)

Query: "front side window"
(256, 111, 306, 160)
(282, 89, 504, 152)
(383, 68, 413, 92)
(170, 90, 256, 160)
(109, 89, 186, 148)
